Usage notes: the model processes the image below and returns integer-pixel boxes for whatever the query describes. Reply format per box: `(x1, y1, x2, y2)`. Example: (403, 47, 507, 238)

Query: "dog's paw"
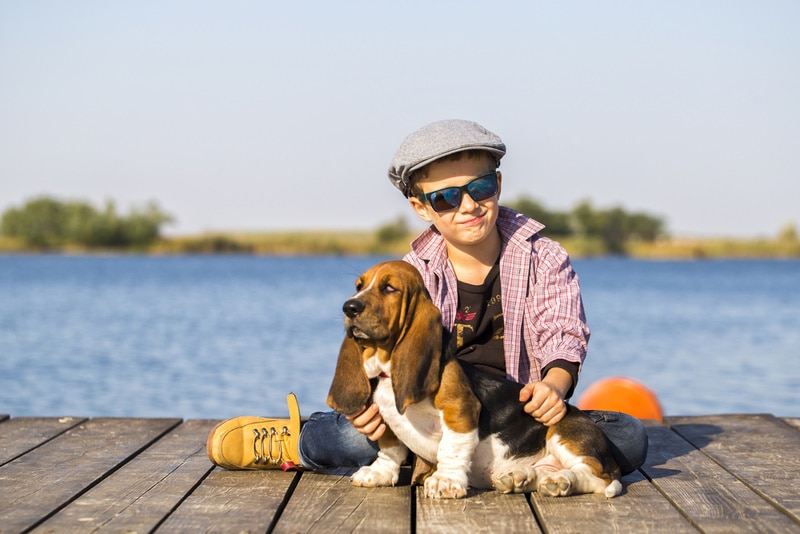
(604, 479, 623, 498)
(538, 469, 577, 497)
(351, 464, 399, 487)
(423, 471, 468, 499)
(493, 466, 539, 494)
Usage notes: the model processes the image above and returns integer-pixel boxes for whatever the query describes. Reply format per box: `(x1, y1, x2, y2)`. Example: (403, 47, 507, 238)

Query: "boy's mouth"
(460, 213, 485, 225)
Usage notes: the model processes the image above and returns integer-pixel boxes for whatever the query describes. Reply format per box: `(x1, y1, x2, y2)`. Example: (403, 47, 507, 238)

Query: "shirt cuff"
(542, 360, 580, 399)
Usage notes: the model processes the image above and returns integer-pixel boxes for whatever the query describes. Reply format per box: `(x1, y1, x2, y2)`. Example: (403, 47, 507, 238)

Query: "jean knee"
(586, 410, 649, 475)
(298, 411, 379, 469)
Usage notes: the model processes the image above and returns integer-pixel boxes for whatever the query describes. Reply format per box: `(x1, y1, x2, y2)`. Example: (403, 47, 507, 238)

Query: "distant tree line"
(1, 196, 172, 249)
(372, 196, 666, 254)
(507, 196, 666, 253)
(3, 194, 667, 254)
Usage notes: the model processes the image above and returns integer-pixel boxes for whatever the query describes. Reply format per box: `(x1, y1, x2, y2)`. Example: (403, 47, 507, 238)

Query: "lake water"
(1, 255, 798, 419)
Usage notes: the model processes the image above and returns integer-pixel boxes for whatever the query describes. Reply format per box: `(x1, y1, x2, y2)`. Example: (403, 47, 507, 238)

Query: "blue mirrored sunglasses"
(418, 171, 499, 213)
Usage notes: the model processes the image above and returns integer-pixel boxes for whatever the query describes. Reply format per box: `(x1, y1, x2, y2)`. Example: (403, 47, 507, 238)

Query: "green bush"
(1, 196, 173, 250)
(508, 197, 665, 254)
(507, 196, 572, 237)
(375, 216, 411, 244)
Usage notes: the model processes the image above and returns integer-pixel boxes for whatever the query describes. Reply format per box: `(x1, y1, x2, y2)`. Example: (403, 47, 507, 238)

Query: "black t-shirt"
(454, 263, 506, 377)
(453, 261, 580, 396)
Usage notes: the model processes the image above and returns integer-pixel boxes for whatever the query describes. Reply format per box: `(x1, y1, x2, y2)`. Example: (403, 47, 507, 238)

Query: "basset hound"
(327, 260, 622, 499)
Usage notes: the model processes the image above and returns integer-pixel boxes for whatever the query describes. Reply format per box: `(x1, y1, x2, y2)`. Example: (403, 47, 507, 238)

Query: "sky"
(1, 1, 798, 238)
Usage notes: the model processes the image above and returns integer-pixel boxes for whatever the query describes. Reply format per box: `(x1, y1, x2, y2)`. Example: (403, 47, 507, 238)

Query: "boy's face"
(408, 153, 502, 251)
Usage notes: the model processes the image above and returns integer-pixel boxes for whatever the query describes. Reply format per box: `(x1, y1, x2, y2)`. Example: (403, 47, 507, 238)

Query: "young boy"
(207, 119, 648, 476)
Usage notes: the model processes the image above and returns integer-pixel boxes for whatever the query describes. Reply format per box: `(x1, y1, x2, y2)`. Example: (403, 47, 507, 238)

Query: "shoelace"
(252, 426, 295, 469)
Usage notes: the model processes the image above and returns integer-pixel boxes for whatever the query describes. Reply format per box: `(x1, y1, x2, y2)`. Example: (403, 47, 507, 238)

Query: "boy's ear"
(409, 197, 433, 223)
(496, 171, 502, 201)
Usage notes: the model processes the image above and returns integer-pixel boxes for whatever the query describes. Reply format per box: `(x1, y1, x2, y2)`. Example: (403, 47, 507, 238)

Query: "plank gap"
(149, 459, 218, 532)
(267, 470, 304, 534)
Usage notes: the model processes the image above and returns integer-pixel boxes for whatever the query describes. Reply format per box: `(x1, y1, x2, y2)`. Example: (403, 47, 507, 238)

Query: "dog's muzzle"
(343, 298, 365, 318)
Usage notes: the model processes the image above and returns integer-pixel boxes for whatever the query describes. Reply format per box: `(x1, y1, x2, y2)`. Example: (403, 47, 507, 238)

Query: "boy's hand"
(519, 382, 567, 426)
(345, 403, 386, 441)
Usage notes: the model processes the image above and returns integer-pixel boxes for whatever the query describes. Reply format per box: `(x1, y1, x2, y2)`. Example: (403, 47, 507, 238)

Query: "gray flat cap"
(388, 119, 506, 197)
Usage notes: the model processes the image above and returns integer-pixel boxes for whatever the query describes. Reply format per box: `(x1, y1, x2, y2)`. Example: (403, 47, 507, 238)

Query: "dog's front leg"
(351, 429, 407, 488)
(424, 422, 479, 499)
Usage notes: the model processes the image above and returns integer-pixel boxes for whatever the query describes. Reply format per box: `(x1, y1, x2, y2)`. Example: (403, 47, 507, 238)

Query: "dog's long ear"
(327, 335, 372, 416)
(391, 299, 442, 414)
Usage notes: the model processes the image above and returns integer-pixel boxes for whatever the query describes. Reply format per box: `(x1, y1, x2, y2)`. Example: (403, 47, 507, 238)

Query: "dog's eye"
(355, 280, 364, 291)
(382, 284, 398, 294)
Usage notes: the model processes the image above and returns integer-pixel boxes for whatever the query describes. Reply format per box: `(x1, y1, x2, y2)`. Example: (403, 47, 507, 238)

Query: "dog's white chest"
(372, 377, 443, 463)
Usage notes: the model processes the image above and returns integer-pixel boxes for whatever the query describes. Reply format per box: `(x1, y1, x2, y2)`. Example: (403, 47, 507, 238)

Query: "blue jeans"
(298, 409, 648, 476)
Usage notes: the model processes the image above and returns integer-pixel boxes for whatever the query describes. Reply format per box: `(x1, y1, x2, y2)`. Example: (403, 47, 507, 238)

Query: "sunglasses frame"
(418, 171, 499, 213)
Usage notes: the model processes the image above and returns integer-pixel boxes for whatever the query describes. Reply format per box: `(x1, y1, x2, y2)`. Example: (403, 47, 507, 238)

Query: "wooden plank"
(0, 416, 87, 466)
(644, 418, 799, 532)
(416, 487, 540, 533)
(667, 414, 800, 525)
(530, 469, 696, 533)
(274, 472, 412, 533)
(158, 467, 299, 532)
(0, 417, 181, 532)
(0, 413, 795, 532)
(31, 419, 218, 533)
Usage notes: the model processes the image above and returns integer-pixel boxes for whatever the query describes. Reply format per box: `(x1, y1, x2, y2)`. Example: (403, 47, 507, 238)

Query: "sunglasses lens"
(467, 173, 498, 202)
(423, 172, 498, 213)
(429, 188, 462, 212)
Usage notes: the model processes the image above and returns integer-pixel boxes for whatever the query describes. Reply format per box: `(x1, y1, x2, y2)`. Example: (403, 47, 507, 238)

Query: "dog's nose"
(343, 299, 364, 318)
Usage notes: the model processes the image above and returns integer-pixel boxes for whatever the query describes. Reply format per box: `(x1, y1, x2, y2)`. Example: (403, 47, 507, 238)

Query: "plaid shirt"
(403, 206, 590, 385)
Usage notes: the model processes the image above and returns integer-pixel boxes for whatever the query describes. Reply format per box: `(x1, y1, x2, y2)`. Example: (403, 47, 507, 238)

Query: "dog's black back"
(458, 360, 550, 458)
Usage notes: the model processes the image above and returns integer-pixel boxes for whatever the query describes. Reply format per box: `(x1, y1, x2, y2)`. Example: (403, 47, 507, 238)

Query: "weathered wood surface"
(1, 414, 798, 533)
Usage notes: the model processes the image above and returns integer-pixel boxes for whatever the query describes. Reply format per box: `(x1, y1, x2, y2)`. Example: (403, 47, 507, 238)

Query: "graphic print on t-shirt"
(454, 263, 505, 377)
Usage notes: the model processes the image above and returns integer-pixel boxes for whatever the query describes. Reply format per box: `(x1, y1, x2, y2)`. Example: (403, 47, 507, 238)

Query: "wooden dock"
(1, 413, 799, 533)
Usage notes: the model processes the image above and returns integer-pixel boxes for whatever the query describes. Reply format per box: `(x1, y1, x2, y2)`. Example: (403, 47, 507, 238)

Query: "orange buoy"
(577, 377, 663, 421)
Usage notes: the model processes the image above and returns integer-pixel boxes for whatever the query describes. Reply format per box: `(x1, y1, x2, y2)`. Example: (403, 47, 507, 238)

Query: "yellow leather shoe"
(207, 393, 302, 470)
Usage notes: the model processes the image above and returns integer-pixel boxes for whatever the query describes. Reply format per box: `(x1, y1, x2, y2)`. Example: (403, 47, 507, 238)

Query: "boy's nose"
(459, 191, 480, 211)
